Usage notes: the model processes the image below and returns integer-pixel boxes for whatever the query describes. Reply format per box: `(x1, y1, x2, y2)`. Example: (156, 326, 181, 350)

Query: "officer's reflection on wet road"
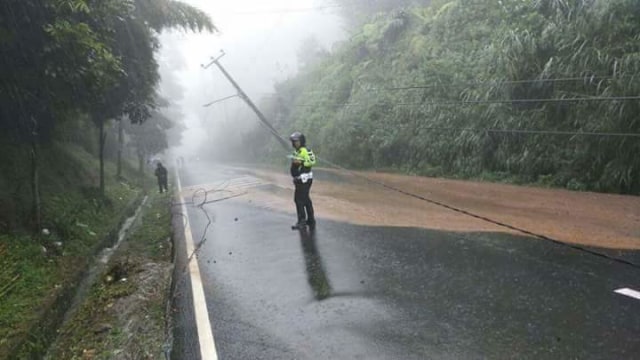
(297, 229, 332, 301)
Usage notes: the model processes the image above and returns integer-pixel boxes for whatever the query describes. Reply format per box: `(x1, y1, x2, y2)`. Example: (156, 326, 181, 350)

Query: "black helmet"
(289, 131, 306, 146)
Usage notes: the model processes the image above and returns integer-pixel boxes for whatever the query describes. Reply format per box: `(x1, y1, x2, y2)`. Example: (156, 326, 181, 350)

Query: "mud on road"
(184, 167, 640, 251)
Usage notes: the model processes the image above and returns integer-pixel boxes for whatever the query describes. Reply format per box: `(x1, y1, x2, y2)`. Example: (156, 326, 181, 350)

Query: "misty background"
(158, 0, 640, 194)
(157, 0, 346, 158)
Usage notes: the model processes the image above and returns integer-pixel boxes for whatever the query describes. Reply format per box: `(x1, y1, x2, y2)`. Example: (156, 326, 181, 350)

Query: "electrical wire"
(314, 157, 640, 269)
(389, 126, 640, 138)
(232, 4, 345, 15)
(381, 75, 634, 91)
(266, 74, 637, 96)
(170, 180, 248, 303)
(290, 96, 640, 138)
(199, 53, 640, 269)
(293, 95, 640, 108)
(236, 98, 640, 270)
(393, 95, 640, 106)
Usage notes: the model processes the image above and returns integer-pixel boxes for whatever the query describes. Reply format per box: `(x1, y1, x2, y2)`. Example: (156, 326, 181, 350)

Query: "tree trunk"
(116, 119, 123, 179)
(30, 118, 41, 232)
(99, 118, 106, 197)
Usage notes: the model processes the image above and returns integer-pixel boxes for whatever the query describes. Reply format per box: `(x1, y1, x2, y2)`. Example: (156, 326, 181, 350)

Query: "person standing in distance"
(155, 162, 169, 193)
(290, 132, 316, 230)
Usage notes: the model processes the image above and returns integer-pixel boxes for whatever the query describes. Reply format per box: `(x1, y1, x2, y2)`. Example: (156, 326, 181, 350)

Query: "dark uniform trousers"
(294, 179, 315, 224)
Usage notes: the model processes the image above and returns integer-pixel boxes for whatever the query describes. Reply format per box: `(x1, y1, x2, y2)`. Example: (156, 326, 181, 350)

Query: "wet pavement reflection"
(297, 228, 332, 301)
(172, 163, 640, 360)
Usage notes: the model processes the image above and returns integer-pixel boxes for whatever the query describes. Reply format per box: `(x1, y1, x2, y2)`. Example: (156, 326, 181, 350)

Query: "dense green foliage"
(0, 0, 213, 133)
(46, 192, 173, 359)
(0, 141, 145, 358)
(0, 1, 211, 356)
(0, 0, 213, 227)
(254, 0, 640, 194)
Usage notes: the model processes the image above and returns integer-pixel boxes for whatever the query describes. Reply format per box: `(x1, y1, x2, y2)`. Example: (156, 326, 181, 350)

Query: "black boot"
(291, 220, 307, 230)
(305, 202, 315, 229)
(294, 201, 307, 229)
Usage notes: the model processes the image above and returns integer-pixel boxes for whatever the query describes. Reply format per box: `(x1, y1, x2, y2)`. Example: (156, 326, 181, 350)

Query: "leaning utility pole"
(202, 51, 289, 149)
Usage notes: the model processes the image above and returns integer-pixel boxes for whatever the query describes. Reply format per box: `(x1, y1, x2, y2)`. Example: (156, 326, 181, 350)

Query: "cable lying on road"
(181, 192, 248, 267)
(170, 185, 236, 207)
(171, 185, 248, 294)
(165, 178, 251, 358)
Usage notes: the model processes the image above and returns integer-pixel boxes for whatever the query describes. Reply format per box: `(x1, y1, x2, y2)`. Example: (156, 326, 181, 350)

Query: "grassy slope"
(0, 140, 148, 358)
(46, 192, 173, 359)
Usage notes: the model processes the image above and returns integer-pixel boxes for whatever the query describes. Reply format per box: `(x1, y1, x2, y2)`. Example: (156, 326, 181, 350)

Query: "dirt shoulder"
(233, 168, 640, 250)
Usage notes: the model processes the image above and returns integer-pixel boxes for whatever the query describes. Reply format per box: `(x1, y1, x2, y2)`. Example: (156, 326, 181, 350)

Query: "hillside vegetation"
(249, 0, 640, 194)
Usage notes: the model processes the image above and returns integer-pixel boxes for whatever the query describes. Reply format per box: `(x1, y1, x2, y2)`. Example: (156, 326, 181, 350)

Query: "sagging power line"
(292, 95, 640, 108)
(394, 95, 640, 106)
(281, 74, 637, 96)
(382, 75, 633, 91)
(204, 72, 640, 139)
(391, 126, 640, 138)
(232, 4, 345, 15)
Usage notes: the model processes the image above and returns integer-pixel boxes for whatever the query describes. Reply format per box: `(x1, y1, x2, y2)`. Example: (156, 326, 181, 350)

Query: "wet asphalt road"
(172, 164, 640, 360)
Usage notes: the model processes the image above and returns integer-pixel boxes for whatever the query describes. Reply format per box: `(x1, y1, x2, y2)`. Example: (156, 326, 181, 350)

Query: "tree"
(81, 0, 214, 196)
(0, 0, 123, 230)
(0, 0, 215, 230)
(126, 110, 173, 174)
(157, 44, 189, 149)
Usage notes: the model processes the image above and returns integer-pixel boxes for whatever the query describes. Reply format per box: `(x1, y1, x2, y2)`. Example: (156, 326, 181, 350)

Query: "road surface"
(170, 163, 640, 360)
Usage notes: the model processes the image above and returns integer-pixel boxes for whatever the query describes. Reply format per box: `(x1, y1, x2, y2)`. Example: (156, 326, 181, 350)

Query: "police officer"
(290, 132, 316, 229)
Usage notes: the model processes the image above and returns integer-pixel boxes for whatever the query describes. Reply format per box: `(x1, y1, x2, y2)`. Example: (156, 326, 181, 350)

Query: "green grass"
(46, 191, 173, 359)
(49, 279, 138, 359)
(0, 236, 55, 351)
(0, 139, 152, 359)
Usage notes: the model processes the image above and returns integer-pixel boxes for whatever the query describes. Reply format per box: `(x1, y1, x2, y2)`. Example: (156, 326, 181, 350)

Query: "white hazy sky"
(158, 0, 346, 155)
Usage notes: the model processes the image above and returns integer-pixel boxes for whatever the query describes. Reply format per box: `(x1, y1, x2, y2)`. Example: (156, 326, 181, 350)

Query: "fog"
(157, 0, 346, 158)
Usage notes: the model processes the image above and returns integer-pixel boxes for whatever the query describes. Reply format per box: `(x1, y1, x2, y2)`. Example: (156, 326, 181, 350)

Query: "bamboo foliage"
(251, 0, 639, 193)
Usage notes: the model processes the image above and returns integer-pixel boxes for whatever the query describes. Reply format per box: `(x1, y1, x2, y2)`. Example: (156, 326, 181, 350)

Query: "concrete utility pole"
(202, 51, 289, 149)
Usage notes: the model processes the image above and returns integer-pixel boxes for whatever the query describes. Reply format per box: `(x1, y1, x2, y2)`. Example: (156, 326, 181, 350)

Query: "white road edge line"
(614, 288, 640, 300)
(176, 170, 219, 359)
